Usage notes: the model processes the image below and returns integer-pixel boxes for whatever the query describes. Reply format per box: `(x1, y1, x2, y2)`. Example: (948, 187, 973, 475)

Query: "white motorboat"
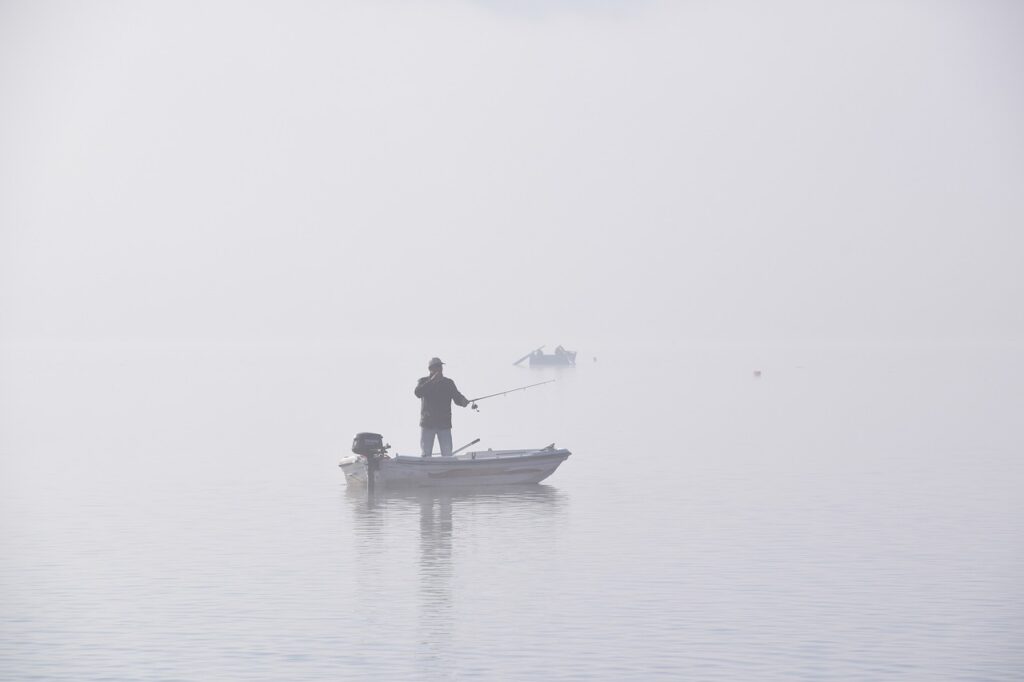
(339, 444, 571, 488)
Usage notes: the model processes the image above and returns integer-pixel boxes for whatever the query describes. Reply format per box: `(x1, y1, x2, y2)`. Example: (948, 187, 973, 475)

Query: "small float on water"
(339, 433, 571, 488)
(514, 345, 577, 367)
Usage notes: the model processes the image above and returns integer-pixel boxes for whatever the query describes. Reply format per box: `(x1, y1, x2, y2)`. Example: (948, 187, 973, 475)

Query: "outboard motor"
(352, 432, 386, 456)
(351, 432, 389, 493)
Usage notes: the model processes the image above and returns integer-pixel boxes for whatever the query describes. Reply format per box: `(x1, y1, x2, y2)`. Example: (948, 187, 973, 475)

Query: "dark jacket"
(414, 375, 469, 429)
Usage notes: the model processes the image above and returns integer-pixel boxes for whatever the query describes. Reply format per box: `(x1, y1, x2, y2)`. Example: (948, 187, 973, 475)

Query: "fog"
(2, 0, 1021, 349)
(2, 3, 1023, 679)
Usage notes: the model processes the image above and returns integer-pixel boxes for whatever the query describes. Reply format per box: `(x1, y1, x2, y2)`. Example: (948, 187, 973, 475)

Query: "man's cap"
(428, 357, 444, 368)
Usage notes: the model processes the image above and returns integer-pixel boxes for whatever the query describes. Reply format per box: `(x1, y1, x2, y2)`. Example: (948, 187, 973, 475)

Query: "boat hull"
(528, 354, 575, 366)
(339, 448, 571, 488)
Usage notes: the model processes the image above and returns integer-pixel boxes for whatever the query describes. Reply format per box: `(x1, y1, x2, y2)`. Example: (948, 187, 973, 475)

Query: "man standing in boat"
(414, 357, 470, 457)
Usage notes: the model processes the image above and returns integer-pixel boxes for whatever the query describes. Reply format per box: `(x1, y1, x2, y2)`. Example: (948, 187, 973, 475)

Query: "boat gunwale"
(339, 449, 570, 468)
(391, 450, 570, 465)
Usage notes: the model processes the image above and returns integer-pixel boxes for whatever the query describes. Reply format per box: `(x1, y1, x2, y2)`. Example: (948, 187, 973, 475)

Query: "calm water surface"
(1, 343, 1021, 679)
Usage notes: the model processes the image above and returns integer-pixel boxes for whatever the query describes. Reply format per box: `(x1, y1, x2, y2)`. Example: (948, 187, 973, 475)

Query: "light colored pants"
(421, 428, 453, 457)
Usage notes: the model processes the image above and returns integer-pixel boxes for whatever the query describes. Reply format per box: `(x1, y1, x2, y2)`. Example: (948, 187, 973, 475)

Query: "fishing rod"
(452, 438, 480, 455)
(469, 380, 555, 411)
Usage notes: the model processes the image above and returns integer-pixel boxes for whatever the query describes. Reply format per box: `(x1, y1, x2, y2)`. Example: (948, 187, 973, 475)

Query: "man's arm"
(414, 377, 429, 398)
(450, 381, 470, 408)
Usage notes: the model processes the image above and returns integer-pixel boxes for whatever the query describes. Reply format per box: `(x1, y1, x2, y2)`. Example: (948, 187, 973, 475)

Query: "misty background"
(1, 0, 1021, 348)
(1, 1, 1023, 679)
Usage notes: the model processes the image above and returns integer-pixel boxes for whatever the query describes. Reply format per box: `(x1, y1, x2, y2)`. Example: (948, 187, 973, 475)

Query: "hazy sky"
(1, 0, 1021, 348)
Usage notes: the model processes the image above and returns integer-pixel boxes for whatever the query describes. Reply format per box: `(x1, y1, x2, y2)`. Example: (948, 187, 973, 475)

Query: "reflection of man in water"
(414, 357, 470, 457)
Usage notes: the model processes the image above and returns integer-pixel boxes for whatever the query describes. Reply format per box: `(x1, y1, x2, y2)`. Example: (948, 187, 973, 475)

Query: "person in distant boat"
(414, 357, 470, 458)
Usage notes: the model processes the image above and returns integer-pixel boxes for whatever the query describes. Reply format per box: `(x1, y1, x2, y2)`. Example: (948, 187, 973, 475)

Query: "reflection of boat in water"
(344, 481, 567, 506)
(340, 465, 569, 675)
(340, 445, 571, 488)
(514, 345, 577, 367)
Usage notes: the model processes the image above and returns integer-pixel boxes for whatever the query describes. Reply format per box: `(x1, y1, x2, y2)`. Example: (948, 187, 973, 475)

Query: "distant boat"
(339, 445, 571, 488)
(514, 345, 577, 367)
